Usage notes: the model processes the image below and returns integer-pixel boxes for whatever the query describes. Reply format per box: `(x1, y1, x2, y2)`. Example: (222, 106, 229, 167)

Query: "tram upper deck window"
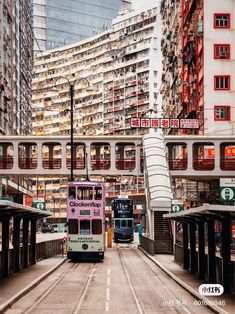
(77, 187, 93, 200)
(92, 219, 102, 234)
(94, 187, 102, 200)
(80, 220, 90, 234)
(68, 219, 78, 234)
(68, 186, 76, 199)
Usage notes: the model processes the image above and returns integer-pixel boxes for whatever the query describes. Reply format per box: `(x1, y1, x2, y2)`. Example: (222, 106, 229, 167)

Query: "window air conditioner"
(219, 51, 227, 58)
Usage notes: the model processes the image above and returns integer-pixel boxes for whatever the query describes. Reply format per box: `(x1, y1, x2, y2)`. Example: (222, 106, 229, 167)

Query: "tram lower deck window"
(80, 220, 90, 234)
(92, 219, 102, 234)
(68, 219, 78, 234)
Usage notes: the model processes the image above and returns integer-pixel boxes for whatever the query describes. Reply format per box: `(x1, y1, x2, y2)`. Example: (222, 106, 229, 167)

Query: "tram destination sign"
(131, 118, 199, 129)
(220, 178, 235, 202)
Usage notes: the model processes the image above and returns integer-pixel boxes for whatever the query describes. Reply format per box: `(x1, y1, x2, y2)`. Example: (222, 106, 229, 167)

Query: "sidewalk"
(140, 249, 235, 314)
(0, 255, 65, 313)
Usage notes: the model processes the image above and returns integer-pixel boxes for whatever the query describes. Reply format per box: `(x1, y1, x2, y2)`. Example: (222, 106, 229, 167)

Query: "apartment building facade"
(32, 4, 162, 219)
(161, 0, 235, 136)
(0, 0, 34, 201)
(0, 0, 33, 135)
(33, 0, 131, 54)
(161, 0, 235, 205)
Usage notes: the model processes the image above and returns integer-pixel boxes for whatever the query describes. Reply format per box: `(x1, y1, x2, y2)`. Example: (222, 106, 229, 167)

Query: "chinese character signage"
(131, 118, 199, 129)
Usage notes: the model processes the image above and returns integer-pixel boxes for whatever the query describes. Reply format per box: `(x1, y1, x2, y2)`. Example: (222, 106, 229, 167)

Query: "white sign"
(33, 197, 45, 203)
(220, 178, 235, 187)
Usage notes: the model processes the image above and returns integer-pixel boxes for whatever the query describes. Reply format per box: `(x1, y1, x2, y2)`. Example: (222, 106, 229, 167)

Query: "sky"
(132, 0, 157, 10)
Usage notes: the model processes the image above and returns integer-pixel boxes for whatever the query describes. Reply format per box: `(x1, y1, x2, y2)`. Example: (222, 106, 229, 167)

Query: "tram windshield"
(80, 220, 90, 234)
(115, 219, 133, 228)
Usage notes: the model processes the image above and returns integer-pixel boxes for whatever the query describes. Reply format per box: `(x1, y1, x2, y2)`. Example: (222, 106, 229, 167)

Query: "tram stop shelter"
(164, 204, 235, 294)
(0, 200, 50, 277)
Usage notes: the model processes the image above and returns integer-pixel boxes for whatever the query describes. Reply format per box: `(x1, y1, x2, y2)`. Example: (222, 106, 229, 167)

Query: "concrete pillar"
(31, 219, 37, 265)
(86, 143, 91, 174)
(221, 217, 231, 293)
(37, 143, 42, 169)
(197, 221, 205, 279)
(1, 216, 10, 277)
(110, 142, 116, 171)
(182, 222, 189, 270)
(207, 220, 216, 283)
(187, 141, 193, 171)
(23, 218, 29, 268)
(189, 223, 197, 274)
(13, 217, 21, 272)
(13, 143, 19, 169)
(214, 141, 220, 170)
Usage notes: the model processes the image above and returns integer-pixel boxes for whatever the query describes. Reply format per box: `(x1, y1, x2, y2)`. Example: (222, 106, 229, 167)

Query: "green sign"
(171, 200, 184, 213)
(220, 178, 235, 202)
(33, 202, 45, 210)
(80, 210, 91, 215)
(33, 197, 45, 210)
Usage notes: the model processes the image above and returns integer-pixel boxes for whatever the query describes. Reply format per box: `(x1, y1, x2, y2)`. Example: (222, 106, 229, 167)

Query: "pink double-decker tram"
(67, 181, 105, 260)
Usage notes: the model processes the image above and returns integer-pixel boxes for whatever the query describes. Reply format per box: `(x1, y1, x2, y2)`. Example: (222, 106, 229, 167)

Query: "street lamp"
(52, 76, 92, 182)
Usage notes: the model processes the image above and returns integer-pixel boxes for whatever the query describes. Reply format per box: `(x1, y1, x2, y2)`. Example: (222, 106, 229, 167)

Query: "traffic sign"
(32, 197, 45, 210)
(220, 178, 235, 202)
(171, 200, 184, 213)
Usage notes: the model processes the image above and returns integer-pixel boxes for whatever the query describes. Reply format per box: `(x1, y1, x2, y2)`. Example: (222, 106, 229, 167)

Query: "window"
(214, 76, 230, 90)
(121, 220, 126, 228)
(214, 14, 230, 28)
(214, 44, 230, 59)
(127, 220, 133, 228)
(68, 186, 76, 199)
(80, 220, 90, 234)
(77, 187, 93, 200)
(68, 219, 78, 234)
(92, 219, 102, 234)
(94, 187, 102, 200)
(115, 219, 120, 228)
(214, 106, 231, 121)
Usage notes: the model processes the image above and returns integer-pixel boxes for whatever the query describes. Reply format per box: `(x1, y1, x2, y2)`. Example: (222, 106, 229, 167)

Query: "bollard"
(107, 226, 112, 248)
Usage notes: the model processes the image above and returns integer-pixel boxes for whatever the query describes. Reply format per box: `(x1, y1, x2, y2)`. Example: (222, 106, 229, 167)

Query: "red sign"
(131, 118, 199, 129)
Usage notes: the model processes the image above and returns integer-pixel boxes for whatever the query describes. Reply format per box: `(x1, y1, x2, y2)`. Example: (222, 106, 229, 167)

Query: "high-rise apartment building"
(0, 0, 33, 135)
(32, 4, 162, 219)
(161, 0, 235, 136)
(161, 0, 235, 205)
(33, 0, 131, 54)
(0, 0, 34, 202)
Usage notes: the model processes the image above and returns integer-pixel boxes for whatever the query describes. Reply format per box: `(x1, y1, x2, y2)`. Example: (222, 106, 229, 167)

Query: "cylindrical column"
(13, 217, 21, 272)
(31, 219, 37, 265)
(23, 218, 29, 268)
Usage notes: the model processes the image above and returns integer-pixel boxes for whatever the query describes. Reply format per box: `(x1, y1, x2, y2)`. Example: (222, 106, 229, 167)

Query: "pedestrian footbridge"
(1, 134, 235, 178)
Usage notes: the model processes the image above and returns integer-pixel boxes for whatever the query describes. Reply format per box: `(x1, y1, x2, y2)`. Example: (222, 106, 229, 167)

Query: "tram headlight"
(82, 244, 88, 250)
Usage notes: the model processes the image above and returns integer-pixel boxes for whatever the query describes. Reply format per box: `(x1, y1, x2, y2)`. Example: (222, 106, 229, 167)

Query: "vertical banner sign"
(220, 178, 235, 202)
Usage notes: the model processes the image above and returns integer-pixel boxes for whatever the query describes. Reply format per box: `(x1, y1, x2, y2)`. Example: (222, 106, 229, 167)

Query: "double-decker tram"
(112, 196, 134, 243)
(67, 181, 105, 260)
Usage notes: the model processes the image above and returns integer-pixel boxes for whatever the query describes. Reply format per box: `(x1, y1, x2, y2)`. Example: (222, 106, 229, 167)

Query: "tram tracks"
(117, 244, 212, 314)
(9, 261, 98, 314)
